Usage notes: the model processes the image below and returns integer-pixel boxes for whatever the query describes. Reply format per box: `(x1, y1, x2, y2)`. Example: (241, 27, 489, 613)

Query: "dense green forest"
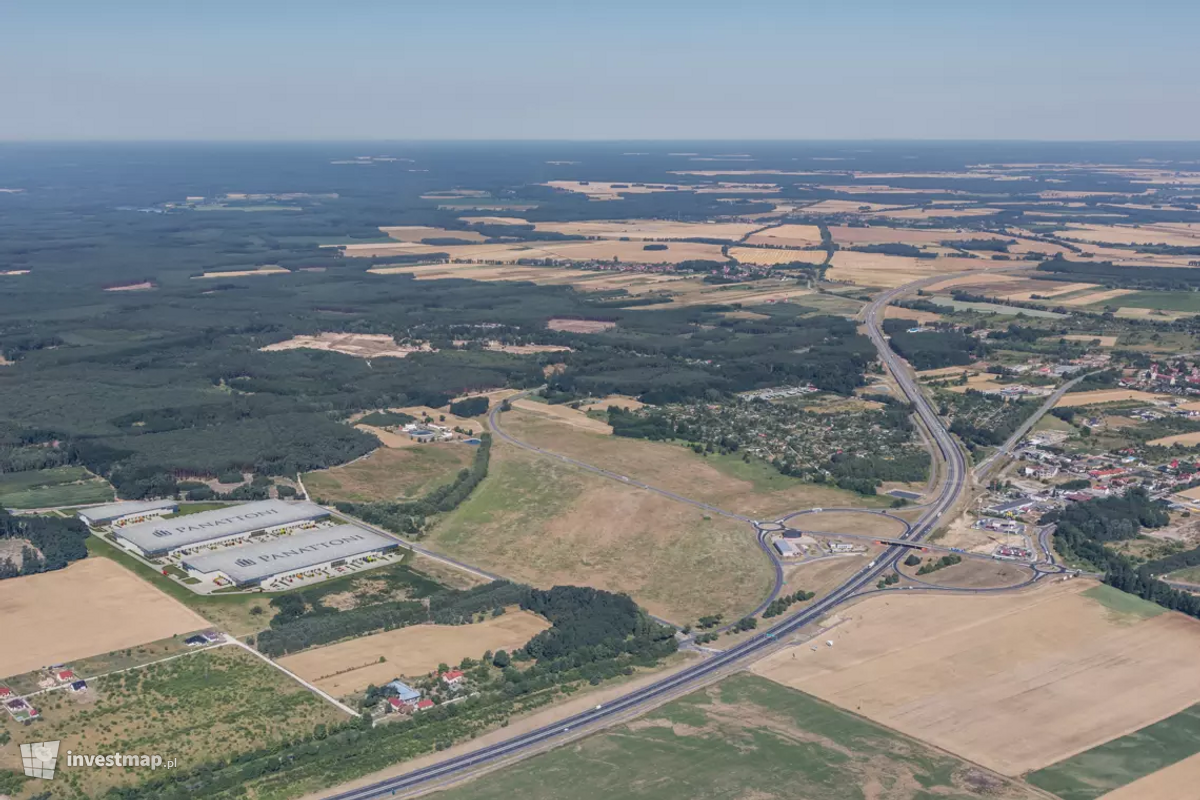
(882, 318, 986, 370)
(0, 506, 90, 579)
(1040, 489, 1200, 618)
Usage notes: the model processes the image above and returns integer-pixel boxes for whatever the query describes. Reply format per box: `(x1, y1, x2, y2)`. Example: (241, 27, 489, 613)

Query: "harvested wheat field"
(532, 220, 759, 241)
(1055, 223, 1200, 248)
(743, 224, 824, 248)
(1056, 389, 1169, 407)
(195, 266, 290, 278)
(511, 399, 612, 434)
(379, 225, 487, 243)
(924, 272, 1030, 293)
(459, 216, 529, 225)
(1149, 431, 1200, 448)
(665, 282, 814, 307)
(998, 281, 1098, 301)
(0, 558, 210, 678)
(728, 245, 825, 266)
(752, 580, 1200, 776)
(916, 365, 981, 379)
(262, 333, 431, 358)
(1097, 751, 1200, 800)
(547, 318, 616, 333)
(801, 199, 904, 214)
(825, 251, 990, 288)
(279, 612, 551, 696)
(1060, 288, 1137, 306)
(878, 206, 1004, 220)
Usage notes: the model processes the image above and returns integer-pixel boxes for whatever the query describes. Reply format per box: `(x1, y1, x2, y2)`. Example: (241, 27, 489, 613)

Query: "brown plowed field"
(752, 580, 1200, 776)
(1098, 751, 1200, 800)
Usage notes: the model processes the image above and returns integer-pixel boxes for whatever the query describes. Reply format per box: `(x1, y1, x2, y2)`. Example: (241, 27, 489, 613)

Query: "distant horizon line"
(2, 137, 1200, 145)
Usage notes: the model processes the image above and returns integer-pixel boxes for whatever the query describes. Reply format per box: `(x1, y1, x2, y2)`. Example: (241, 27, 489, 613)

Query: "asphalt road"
(317, 278, 1006, 800)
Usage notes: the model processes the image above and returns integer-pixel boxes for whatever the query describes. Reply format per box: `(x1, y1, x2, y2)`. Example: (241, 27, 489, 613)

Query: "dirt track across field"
(751, 580, 1200, 776)
(0, 557, 211, 678)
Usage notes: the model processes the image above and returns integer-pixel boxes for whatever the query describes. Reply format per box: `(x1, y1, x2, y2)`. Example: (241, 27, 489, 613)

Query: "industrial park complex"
(77, 499, 402, 591)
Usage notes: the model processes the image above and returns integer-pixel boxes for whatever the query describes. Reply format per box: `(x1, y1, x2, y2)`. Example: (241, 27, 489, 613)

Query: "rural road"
(318, 271, 1057, 800)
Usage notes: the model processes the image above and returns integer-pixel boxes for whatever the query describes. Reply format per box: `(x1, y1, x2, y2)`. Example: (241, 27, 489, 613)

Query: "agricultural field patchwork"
(437, 673, 1039, 800)
(0, 465, 114, 509)
(751, 580, 1200, 776)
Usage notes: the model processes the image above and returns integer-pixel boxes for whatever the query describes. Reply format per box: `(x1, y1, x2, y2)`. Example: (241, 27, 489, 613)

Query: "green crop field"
(1100, 291, 1200, 313)
(1027, 703, 1200, 800)
(438, 673, 1038, 800)
(0, 465, 114, 508)
(1082, 584, 1166, 621)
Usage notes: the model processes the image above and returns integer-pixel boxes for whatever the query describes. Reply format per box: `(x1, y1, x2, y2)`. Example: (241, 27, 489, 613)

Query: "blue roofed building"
(386, 680, 422, 702)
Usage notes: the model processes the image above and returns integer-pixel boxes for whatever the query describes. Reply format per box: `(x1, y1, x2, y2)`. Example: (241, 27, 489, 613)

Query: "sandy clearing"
(532, 220, 759, 241)
(103, 281, 155, 292)
(743, 224, 824, 248)
(884, 305, 945, 325)
(916, 365, 982, 379)
(1059, 288, 1138, 306)
(543, 180, 778, 200)
(511, 399, 613, 434)
(458, 216, 529, 225)
(0, 270, 31, 276)
(279, 612, 550, 697)
(728, 246, 826, 266)
(753, 580, 1200, 776)
(547, 318, 616, 333)
(0, 558, 211, 678)
(1174, 486, 1200, 501)
(1114, 307, 1190, 321)
(1055, 334, 1119, 346)
(262, 333, 432, 359)
(1056, 389, 1170, 407)
(1097, 751, 1200, 800)
(580, 395, 646, 413)
(666, 283, 815, 307)
(1150, 431, 1200, 447)
(194, 266, 290, 278)
(484, 343, 570, 355)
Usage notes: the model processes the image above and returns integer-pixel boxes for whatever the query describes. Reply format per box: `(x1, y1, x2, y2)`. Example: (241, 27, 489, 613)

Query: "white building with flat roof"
(78, 499, 179, 528)
(114, 500, 329, 558)
(181, 524, 398, 587)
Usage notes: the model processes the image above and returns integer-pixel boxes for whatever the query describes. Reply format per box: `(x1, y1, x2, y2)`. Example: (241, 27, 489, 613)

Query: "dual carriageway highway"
(322, 272, 1063, 800)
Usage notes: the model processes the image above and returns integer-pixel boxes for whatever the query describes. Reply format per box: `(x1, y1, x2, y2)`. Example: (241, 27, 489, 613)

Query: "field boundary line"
(230, 638, 361, 717)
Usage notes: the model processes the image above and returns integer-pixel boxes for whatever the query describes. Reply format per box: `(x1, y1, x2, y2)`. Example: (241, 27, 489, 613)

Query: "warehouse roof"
(78, 499, 179, 526)
(181, 524, 396, 585)
(116, 499, 329, 555)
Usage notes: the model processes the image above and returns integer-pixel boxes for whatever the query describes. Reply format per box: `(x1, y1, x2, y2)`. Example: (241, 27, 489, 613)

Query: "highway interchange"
(323, 273, 1061, 800)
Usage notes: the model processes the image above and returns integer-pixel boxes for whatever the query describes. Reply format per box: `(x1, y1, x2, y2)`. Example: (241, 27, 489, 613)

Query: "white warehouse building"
(113, 499, 330, 558)
(78, 499, 179, 528)
(181, 524, 399, 587)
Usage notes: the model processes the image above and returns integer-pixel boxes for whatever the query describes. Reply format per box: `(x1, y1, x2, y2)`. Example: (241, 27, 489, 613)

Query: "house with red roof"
(0, 686, 12, 698)
(415, 698, 435, 711)
(440, 669, 465, 686)
(386, 697, 414, 714)
(56, 670, 75, 683)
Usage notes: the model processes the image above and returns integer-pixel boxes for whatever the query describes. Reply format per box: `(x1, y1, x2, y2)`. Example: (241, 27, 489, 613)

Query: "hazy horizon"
(3, 0, 1198, 142)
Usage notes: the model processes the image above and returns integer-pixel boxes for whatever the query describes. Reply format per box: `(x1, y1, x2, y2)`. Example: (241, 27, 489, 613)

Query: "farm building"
(386, 680, 422, 702)
(180, 524, 399, 587)
(77, 499, 179, 528)
(114, 499, 330, 558)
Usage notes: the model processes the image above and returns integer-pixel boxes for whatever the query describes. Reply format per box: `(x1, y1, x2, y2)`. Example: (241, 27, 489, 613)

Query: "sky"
(2, 0, 1197, 141)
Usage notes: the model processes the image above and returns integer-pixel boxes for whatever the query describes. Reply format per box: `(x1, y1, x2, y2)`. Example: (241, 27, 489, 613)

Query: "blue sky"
(2, 0, 1196, 141)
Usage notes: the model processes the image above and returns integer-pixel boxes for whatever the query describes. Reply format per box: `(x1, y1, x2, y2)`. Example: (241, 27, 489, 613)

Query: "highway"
(317, 278, 994, 800)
